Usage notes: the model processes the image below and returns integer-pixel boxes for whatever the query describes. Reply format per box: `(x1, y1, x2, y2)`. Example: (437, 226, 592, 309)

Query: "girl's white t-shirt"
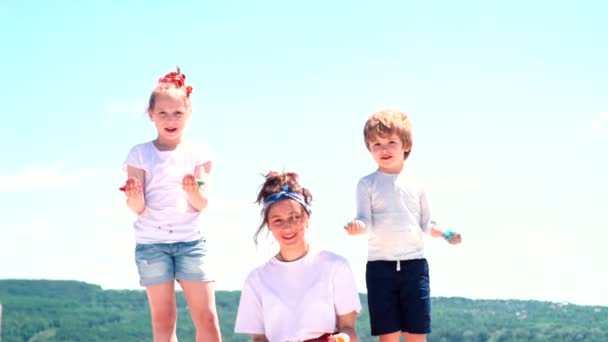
(234, 248, 361, 342)
(123, 140, 211, 244)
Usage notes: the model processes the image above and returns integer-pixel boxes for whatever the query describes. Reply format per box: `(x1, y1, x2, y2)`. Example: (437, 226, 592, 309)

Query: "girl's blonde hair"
(148, 65, 193, 111)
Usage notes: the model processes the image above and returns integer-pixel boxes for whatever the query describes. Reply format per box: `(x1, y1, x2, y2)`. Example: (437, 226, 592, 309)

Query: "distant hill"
(0, 279, 607, 341)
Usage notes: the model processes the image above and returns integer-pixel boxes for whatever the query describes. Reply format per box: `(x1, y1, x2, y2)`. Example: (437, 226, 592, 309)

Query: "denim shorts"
(366, 258, 431, 335)
(134, 238, 212, 287)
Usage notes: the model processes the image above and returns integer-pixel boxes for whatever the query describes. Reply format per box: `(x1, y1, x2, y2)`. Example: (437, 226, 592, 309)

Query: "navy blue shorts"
(365, 258, 431, 336)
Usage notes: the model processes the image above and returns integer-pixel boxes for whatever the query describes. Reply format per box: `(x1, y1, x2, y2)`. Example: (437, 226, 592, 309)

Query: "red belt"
(302, 333, 345, 342)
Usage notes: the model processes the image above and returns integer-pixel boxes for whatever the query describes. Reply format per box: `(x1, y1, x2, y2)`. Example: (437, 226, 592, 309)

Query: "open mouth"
(282, 233, 296, 241)
(165, 128, 178, 133)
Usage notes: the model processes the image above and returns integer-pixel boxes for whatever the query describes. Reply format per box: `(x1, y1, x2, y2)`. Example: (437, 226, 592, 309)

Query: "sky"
(0, 0, 607, 307)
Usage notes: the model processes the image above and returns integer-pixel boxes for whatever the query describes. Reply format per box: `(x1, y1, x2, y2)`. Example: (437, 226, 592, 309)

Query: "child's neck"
(378, 163, 405, 174)
(153, 138, 182, 151)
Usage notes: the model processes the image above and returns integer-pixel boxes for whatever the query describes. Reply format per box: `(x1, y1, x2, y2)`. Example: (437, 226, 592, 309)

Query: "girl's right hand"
(343, 220, 367, 235)
(124, 177, 143, 199)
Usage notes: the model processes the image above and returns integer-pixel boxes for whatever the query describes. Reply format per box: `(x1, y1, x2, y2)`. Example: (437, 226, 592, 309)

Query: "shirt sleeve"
(234, 274, 265, 336)
(122, 144, 144, 172)
(355, 178, 372, 228)
(419, 186, 432, 234)
(333, 259, 362, 316)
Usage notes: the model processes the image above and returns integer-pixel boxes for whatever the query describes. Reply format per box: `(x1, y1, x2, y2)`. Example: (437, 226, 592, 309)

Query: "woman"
(235, 171, 361, 342)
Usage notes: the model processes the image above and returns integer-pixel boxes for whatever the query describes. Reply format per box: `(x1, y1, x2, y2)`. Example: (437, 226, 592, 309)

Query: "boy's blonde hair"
(363, 108, 413, 160)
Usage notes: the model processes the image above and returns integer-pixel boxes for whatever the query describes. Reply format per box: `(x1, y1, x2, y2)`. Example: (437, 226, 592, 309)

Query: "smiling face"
(363, 109, 414, 165)
(266, 199, 309, 255)
(368, 133, 411, 173)
(148, 91, 191, 147)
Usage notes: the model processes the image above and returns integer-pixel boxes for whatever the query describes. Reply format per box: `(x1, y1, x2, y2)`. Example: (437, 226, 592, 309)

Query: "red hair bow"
(159, 73, 193, 95)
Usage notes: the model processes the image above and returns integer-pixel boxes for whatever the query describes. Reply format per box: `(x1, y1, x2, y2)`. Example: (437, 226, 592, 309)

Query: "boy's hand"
(182, 174, 201, 194)
(444, 230, 462, 245)
(123, 177, 143, 199)
(344, 220, 367, 235)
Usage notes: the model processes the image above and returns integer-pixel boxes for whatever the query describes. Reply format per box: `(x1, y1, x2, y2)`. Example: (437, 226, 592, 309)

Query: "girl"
(235, 171, 361, 342)
(122, 67, 222, 342)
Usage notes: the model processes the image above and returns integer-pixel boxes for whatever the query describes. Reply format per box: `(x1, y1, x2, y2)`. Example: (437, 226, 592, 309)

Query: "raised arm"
(420, 189, 462, 244)
(345, 179, 370, 235)
(183, 160, 212, 211)
(125, 166, 145, 215)
(430, 221, 463, 244)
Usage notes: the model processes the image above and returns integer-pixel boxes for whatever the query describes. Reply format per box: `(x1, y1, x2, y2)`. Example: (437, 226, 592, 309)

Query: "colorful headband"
(159, 72, 193, 95)
(263, 184, 312, 215)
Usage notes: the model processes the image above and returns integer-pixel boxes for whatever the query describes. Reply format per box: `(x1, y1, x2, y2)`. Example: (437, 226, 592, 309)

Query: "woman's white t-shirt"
(234, 248, 361, 342)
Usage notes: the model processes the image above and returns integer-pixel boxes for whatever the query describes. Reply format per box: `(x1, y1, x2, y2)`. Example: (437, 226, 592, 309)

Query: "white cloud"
(0, 163, 96, 192)
(426, 226, 608, 306)
(592, 112, 608, 134)
(104, 99, 147, 118)
(4, 219, 56, 236)
(433, 176, 484, 191)
(205, 197, 259, 215)
(94, 197, 134, 220)
(0, 219, 60, 278)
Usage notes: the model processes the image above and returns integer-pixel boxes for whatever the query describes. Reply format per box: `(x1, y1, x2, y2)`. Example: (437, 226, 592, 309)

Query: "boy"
(344, 109, 462, 342)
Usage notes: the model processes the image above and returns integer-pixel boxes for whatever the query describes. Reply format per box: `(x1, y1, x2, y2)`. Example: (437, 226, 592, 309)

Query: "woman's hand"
(330, 332, 349, 341)
(250, 334, 268, 342)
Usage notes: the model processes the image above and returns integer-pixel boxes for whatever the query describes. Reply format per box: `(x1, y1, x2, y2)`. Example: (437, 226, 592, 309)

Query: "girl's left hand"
(182, 174, 200, 193)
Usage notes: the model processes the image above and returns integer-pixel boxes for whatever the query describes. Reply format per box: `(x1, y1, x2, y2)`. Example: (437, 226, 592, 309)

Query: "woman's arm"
(334, 311, 358, 342)
(250, 334, 268, 342)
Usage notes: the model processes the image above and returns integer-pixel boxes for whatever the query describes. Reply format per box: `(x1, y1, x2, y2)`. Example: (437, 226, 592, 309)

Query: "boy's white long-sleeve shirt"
(356, 170, 432, 261)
